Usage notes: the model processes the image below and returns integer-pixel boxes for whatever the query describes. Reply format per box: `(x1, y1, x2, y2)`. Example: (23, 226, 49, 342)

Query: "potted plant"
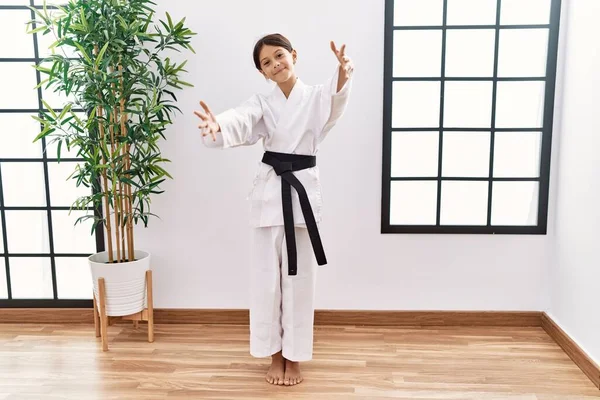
(27, 0, 195, 322)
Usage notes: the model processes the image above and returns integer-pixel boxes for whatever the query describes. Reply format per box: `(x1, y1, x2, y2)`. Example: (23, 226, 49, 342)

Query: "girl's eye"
(277, 53, 283, 58)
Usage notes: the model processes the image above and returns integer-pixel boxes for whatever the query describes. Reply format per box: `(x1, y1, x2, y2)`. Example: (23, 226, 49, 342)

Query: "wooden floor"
(0, 323, 598, 399)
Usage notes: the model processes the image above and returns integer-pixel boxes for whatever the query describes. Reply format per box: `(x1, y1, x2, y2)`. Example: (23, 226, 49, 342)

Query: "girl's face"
(258, 45, 297, 84)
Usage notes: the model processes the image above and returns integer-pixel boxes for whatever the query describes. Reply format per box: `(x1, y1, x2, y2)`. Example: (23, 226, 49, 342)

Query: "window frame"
(381, 0, 562, 234)
(0, 1, 102, 308)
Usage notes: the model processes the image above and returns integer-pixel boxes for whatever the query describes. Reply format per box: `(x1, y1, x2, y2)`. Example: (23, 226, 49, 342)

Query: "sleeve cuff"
(214, 109, 237, 149)
(329, 65, 354, 97)
(201, 132, 224, 148)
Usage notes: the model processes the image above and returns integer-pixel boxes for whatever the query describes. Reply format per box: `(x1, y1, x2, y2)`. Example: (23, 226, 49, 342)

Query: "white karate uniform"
(203, 66, 353, 361)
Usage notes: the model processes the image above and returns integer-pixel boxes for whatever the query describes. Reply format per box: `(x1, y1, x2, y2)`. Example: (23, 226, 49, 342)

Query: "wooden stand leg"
(93, 271, 153, 349)
(146, 270, 154, 343)
(98, 278, 109, 351)
(93, 294, 100, 338)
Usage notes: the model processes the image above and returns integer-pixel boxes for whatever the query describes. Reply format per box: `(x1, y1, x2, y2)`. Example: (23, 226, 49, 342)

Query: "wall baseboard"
(541, 312, 600, 389)
(0, 308, 542, 326)
(0, 308, 597, 390)
(0, 308, 94, 324)
(313, 310, 542, 327)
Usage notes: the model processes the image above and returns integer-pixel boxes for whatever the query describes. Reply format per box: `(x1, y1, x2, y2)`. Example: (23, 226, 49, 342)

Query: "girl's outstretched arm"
(194, 96, 266, 149)
(330, 41, 354, 93)
(316, 42, 355, 143)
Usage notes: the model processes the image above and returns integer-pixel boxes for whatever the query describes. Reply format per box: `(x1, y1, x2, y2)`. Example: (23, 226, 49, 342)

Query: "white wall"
(133, 0, 549, 310)
(547, 0, 600, 364)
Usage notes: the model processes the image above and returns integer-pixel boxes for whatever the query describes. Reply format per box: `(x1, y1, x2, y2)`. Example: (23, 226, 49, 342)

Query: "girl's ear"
(292, 49, 298, 64)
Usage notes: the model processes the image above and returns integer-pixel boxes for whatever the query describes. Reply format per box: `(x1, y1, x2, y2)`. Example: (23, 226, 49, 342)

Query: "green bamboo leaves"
(26, 0, 196, 262)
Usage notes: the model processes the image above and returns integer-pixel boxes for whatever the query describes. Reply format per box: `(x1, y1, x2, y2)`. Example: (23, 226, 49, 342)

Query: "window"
(381, 0, 561, 234)
(0, 1, 100, 307)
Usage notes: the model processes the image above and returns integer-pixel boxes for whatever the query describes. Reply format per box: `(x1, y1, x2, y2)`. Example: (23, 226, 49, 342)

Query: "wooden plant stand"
(92, 270, 154, 351)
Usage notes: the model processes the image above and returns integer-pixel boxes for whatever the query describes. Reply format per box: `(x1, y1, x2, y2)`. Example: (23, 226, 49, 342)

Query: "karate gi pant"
(249, 225, 318, 362)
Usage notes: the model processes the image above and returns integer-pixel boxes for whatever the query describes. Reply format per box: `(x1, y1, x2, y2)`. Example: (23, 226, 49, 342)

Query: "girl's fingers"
(201, 128, 216, 139)
(200, 101, 214, 117)
(331, 41, 344, 63)
(194, 110, 208, 121)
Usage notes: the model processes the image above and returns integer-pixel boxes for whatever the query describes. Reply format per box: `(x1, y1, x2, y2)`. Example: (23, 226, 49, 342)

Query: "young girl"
(194, 33, 353, 386)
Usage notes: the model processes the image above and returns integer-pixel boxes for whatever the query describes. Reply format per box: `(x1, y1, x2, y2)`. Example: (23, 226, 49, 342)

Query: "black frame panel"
(381, 0, 562, 234)
(0, 1, 102, 308)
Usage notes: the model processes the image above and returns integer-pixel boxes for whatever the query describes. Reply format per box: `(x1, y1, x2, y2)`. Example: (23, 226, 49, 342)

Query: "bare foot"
(284, 359, 304, 386)
(266, 351, 285, 385)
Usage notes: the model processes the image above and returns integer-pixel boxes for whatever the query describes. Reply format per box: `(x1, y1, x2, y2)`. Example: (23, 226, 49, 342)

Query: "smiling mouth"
(274, 68, 286, 76)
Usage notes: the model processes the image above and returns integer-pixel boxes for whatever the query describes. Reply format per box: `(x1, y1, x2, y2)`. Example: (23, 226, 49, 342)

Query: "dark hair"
(253, 33, 293, 71)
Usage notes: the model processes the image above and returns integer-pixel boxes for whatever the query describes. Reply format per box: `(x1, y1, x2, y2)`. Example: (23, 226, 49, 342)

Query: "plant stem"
(108, 66, 121, 263)
(94, 45, 113, 263)
(119, 63, 135, 261)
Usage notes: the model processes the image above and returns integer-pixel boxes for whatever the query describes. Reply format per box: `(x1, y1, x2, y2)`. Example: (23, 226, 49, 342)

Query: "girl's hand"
(194, 101, 220, 141)
(330, 41, 354, 79)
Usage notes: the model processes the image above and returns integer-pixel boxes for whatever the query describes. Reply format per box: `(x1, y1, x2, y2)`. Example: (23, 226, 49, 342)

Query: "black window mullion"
(383, 225, 544, 234)
(537, 0, 562, 233)
(0, 58, 78, 63)
(0, 163, 12, 299)
(0, 5, 31, 10)
(487, 0, 503, 226)
(435, 0, 448, 226)
(380, 0, 395, 233)
(392, 127, 544, 132)
(391, 177, 539, 182)
(0, 206, 94, 211)
(0, 158, 83, 162)
(0, 108, 84, 113)
(392, 77, 547, 82)
(393, 24, 550, 30)
(30, 0, 59, 300)
(0, 58, 37, 62)
(0, 299, 91, 308)
(0, 4, 59, 10)
(3, 253, 94, 257)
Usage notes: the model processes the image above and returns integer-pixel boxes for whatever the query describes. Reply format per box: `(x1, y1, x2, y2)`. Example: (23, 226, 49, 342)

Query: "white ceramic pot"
(89, 250, 151, 317)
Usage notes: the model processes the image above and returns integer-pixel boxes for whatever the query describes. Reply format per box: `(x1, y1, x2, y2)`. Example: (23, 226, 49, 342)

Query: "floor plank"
(0, 323, 597, 399)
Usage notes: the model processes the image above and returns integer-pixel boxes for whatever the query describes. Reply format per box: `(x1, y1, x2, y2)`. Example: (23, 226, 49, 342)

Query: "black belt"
(261, 151, 327, 275)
